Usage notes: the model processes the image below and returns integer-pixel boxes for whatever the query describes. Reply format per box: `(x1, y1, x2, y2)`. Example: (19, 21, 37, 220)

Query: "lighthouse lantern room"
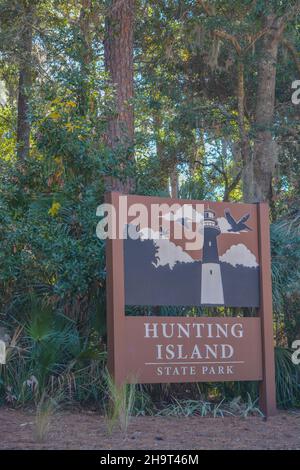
(201, 208, 225, 305)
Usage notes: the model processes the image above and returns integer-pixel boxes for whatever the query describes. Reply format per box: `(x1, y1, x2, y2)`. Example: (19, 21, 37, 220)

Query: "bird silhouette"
(224, 209, 252, 232)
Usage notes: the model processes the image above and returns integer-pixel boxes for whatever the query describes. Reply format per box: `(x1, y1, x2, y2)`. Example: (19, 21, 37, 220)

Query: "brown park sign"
(102, 193, 276, 416)
(123, 317, 262, 382)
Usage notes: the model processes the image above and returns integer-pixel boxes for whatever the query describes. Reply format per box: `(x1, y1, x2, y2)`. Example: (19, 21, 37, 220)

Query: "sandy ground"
(0, 408, 299, 450)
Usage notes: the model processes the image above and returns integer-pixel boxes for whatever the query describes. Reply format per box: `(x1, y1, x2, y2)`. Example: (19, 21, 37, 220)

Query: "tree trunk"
(16, 2, 33, 160)
(244, 15, 285, 203)
(78, 0, 92, 116)
(153, 112, 170, 193)
(104, 0, 135, 193)
(170, 164, 178, 198)
(237, 60, 252, 202)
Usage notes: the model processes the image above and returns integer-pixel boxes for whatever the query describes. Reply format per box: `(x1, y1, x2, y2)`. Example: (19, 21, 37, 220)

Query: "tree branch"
(282, 38, 300, 75)
(197, 0, 215, 16)
(214, 30, 242, 55)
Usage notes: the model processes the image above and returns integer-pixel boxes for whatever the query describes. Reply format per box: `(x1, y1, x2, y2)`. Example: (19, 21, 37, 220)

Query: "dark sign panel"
(124, 198, 260, 307)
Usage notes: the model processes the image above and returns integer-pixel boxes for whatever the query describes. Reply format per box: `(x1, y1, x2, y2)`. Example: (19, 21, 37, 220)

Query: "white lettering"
(144, 323, 158, 338)
(232, 323, 243, 338)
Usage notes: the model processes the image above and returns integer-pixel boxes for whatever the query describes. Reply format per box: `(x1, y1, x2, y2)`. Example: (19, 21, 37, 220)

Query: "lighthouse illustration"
(201, 208, 224, 305)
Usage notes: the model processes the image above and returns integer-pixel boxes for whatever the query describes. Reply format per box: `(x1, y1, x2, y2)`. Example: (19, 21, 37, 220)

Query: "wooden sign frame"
(105, 192, 276, 416)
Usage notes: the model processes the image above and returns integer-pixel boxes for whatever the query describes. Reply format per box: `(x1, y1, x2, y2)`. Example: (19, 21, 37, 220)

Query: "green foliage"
(34, 389, 62, 442)
(0, 295, 107, 406)
(0, 104, 15, 161)
(271, 216, 300, 346)
(0, 0, 300, 414)
(157, 394, 263, 418)
(104, 370, 136, 434)
(275, 347, 300, 408)
(0, 161, 106, 308)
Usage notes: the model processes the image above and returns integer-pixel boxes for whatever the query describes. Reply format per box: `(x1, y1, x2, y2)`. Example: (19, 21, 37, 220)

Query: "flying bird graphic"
(224, 209, 252, 232)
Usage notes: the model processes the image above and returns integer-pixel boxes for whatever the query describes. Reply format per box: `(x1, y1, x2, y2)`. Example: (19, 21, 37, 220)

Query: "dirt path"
(0, 408, 299, 450)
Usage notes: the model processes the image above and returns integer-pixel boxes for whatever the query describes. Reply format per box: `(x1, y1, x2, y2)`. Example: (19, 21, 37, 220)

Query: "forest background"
(0, 0, 299, 413)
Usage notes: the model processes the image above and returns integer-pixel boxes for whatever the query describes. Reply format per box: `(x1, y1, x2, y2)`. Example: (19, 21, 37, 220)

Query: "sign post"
(257, 203, 276, 416)
(105, 191, 125, 385)
(102, 193, 276, 415)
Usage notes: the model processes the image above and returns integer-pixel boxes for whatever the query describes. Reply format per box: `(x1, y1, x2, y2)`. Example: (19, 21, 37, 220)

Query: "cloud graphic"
(138, 227, 195, 269)
(152, 239, 195, 269)
(220, 244, 258, 268)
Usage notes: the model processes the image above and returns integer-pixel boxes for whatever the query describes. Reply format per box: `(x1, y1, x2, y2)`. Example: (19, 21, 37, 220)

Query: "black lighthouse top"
(204, 209, 221, 233)
(202, 208, 221, 263)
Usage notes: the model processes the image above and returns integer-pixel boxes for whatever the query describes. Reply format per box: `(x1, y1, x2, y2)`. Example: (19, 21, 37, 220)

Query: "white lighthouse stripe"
(201, 263, 224, 305)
